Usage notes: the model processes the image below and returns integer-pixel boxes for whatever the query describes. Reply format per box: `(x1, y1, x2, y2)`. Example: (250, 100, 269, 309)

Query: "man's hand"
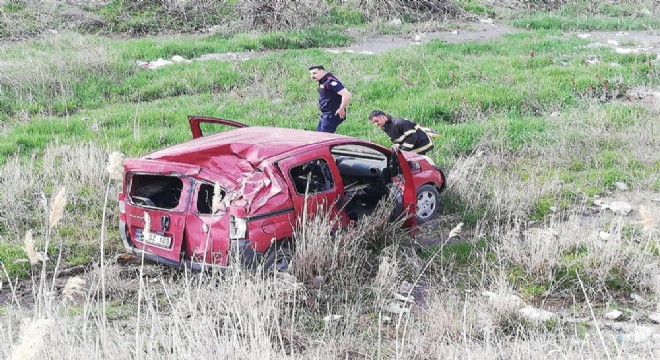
(336, 107, 346, 119)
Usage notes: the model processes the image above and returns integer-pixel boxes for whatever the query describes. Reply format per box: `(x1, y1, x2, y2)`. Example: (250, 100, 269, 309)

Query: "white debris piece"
(631, 293, 645, 303)
(171, 55, 189, 62)
(615, 48, 635, 54)
(608, 201, 633, 216)
(479, 18, 494, 24)
(323, 314, 343, 323)
(614, 182, 628, 190)
(604, 309, 623, 320)
(519, 305, 556, 322)
(599, 231, 612, 240)
(136, 60, 150, 68)
(482, 291, 523, 310)
(607, 40, 619, 46)
(577, 33, 591, 39)
(149, 58, 174, 69)
(393, 292, 415, 303)
(648, 313, 660, 324)
(385, 302, 410, 315)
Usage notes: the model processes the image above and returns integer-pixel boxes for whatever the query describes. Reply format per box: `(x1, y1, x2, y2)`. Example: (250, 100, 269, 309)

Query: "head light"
(229, 216, 247, 239)
(421, 155, 435, 166)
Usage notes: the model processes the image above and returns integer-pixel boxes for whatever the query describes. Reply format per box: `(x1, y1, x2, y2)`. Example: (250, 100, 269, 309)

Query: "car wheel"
(416, 184, 440, 224)
(262, 242, 293, 273)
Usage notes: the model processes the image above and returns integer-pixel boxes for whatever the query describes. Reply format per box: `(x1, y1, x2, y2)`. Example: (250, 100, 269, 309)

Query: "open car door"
(188, 115, 249, 139)
(391, 147, 417, 228)
(278, 152, 350, 229)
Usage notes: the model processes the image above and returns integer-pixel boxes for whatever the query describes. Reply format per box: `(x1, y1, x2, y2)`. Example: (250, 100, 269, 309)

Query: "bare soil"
(327, 23, 519, 54)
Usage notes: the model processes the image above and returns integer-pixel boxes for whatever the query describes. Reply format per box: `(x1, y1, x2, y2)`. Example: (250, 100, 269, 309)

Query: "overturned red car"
(118, 116, 446, 271)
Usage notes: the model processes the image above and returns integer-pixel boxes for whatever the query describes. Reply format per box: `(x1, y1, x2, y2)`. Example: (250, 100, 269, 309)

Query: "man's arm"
(335, 88, 352, 119)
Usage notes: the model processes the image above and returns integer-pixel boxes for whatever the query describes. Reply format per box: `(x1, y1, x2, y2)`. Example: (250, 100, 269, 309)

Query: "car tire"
(416, 184, 440, 224)
(262, 241, 293, 273)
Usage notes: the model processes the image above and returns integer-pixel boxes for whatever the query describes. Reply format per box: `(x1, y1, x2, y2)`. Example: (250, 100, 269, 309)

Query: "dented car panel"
(118, 116, 446, 270)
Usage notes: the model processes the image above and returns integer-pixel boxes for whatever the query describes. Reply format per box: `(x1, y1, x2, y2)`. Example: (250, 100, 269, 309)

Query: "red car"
(118, 116, 446, 271)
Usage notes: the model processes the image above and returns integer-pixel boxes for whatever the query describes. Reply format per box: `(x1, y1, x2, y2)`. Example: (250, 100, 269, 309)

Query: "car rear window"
(129, 174, 183, 210)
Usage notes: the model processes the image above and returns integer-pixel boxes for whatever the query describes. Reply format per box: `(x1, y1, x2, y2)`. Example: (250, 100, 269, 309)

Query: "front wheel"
(262, 241, 293, 273)
(416, 184, 440, 224)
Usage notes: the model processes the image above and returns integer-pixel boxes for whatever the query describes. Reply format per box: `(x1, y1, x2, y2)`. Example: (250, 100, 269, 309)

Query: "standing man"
(368, 110, 434, 155)
(309, 65, 352, 133)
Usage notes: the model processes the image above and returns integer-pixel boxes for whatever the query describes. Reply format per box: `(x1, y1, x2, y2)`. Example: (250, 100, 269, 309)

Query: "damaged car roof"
(145, 126, 353, 167)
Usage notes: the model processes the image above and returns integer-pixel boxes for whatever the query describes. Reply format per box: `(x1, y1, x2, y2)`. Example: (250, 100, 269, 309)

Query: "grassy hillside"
(1, 0, 659, 358)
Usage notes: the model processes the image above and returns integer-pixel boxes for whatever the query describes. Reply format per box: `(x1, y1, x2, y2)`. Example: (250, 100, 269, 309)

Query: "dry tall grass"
(0, 142, 112, 244)
(1, 99, 659, 358)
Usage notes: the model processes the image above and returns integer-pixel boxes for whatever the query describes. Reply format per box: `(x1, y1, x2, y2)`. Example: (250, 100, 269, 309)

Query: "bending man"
(368, 110, 434, 155)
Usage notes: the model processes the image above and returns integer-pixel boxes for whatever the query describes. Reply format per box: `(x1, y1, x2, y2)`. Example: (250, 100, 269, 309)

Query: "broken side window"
(196, 183, 226, 215)
(289, 159, 334, 194)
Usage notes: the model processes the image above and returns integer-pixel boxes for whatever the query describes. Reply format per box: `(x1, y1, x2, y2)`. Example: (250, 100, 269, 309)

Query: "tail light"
(229, 216, 247, 239)
(118, 192, 126, 221)
(229, 206, 248, 240)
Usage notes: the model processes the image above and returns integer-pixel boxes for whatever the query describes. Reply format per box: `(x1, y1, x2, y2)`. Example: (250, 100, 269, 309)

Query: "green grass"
(1, 5, 659, 282)
(510, 1, 659, 31)
(0, 244, 30, 278)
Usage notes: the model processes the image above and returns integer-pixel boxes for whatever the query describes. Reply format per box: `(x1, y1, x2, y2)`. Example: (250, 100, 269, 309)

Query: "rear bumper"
(120, 219, 182, 268)
(119, 220, 263, 270)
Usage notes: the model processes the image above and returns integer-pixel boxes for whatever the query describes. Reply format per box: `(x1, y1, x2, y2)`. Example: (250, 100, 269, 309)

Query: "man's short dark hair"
(308, 65, 325, 71)
(368, 110, 387, 120)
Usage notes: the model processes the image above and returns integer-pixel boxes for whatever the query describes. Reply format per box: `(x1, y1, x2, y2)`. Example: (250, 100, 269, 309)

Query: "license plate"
(137, 229, 172, 248)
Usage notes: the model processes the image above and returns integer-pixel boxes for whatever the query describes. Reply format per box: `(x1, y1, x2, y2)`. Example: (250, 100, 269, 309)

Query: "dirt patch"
(567, 30, 660, 55)
(138, 22, 519, 68)
(327, 23, 518, 55)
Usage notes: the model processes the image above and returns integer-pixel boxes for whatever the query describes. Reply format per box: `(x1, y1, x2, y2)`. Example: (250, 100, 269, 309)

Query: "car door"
(390, 147, 417, 228)
(277, 151, 350, 229)
(188, 115, 249, 139)
(183, 181, 231, 267)
(123, 160, 196, 264)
